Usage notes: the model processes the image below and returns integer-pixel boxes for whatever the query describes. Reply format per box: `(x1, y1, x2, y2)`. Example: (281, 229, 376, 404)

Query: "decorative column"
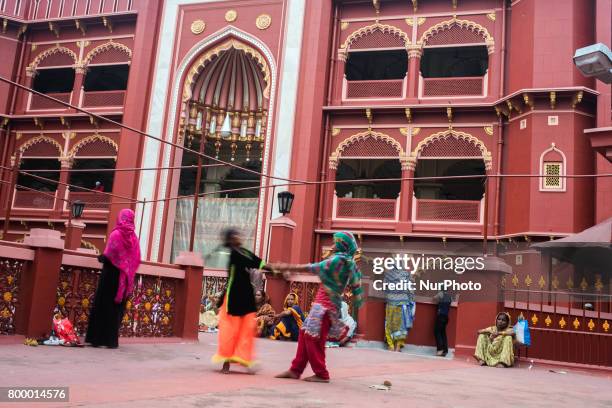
(336, 48, 348, 102)
(24, 69, 36, 109)
(64, 220, 85, 250)
(323, 159, 337, 229)
(398, 154, 416, 231)
(407, 44, 423, 99)
(72, 64, 87, 111)
(266, 216, 295, 311)
(16, 229, 65, 337)
(173, 251, 204, 340)
(54, 151, 72, 215)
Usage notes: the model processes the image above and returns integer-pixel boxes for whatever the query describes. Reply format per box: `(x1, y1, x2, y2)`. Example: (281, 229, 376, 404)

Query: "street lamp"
(277, 191, 294, 216)
(573, 43, 612, 84)
(71, 200, 85, 219)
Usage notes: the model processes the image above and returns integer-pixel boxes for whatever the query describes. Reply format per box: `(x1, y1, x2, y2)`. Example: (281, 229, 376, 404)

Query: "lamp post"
(277, 190, 295, 216)
(65, 198, 86, 250)
(573, 43, 612, 83)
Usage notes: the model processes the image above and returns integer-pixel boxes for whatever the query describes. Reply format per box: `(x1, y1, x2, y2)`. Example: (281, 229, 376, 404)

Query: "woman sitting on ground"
(474, 312, 515, 368)
(270, 293, 304, 341)
(255, 289, 276, 337)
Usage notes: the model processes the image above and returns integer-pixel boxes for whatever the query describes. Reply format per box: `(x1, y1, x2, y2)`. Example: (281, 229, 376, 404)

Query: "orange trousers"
(212, 307, 256, 367)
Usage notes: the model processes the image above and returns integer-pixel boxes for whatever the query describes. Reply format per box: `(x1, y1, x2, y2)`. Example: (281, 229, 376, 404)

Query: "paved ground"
(2, 333, 611, 408)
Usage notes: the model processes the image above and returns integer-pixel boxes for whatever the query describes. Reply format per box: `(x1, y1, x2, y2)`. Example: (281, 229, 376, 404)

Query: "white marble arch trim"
(138, 0, 305, 261)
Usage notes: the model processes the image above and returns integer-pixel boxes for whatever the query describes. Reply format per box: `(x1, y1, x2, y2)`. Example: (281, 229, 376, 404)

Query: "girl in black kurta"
(85, 255, 125, 348)
(212, 229, 274, 373)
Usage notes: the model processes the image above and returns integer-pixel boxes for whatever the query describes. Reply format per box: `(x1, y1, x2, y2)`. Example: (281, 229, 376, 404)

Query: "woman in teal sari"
(275, 231, 363, 382)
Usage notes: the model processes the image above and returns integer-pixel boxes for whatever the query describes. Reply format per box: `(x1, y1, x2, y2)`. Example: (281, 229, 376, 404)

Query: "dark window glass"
(17, 159, 61, 191)
(84, 65, 129, 91)
(335, 159, 401, 199)
(420, 46, 488, 78)
(414, 159, 485, 200)
(32, 68, 75, 93)
(345, 50, 408, 81)
(68, 159, 115, 192)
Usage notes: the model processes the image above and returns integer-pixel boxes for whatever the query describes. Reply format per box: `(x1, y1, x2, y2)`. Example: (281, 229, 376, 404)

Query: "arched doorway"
(171, 39, 271, 268)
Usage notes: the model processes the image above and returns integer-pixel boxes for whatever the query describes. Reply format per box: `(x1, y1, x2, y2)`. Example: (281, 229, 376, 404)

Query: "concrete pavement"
(1, 333, 611, 407)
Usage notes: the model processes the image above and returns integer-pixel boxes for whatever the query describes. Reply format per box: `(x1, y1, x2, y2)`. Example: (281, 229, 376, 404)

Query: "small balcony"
(28, 92, 72, 111)
(412, 197, 483, 224)
(419, 74, 487, 98)
(12, 190, 57, 210)
(343, 78, 405, 100)
(333, 196, 400, 222)
(81, 90, 126, 108)
(66, 192, 111, 211)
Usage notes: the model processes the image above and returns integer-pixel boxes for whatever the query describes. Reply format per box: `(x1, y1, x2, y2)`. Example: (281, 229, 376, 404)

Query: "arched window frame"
(539, 143, 567, 192)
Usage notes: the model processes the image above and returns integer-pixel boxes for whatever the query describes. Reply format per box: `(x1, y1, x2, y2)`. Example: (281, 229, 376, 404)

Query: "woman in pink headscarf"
(86, 209, 141, 348)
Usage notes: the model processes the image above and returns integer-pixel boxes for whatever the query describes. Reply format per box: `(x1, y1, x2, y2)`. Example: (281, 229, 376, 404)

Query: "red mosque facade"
(1, 0, 611, 366)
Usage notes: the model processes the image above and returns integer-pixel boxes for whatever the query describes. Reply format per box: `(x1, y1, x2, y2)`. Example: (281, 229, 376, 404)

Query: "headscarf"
(496, 312, 511, 330)
(384, 267, 414, 305)
(283, 292, 299, 309)
(311, 231, 363, 311)
(104, 209, 141, 303)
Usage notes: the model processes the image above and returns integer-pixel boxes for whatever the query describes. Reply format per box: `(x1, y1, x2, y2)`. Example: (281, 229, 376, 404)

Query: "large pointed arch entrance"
(164, 34, 276, 267)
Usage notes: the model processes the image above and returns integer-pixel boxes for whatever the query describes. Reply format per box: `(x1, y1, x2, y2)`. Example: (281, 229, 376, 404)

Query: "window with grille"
(543, 162, 562, 190)
(32, 68, 75, 93)
(345, 50, 407, 80)
(421, 46, 488, 78)
(84, 65, 130, 91)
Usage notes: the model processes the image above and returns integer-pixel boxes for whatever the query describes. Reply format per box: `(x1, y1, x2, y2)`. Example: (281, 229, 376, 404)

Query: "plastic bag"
(514, 318, 531, 346)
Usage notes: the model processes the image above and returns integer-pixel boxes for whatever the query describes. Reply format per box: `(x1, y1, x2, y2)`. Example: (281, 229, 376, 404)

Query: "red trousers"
(289, 312, 331, 380)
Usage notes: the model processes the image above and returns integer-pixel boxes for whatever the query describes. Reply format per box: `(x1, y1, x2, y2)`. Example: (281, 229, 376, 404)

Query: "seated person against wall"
(269, 292, 304, 341)
(474, 312, 515, 367)
(199, 293, 221, 332)
(254, 289, 276, 337)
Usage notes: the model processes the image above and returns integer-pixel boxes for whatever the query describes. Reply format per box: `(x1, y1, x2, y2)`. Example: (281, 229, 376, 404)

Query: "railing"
(12, 190, 56, 210)
(0, 257, 28, 334)
(343, 78, 405, 99)
(504, 288, 612, 366)
(81, 90, 126, 108)
(57, 256, 184, 338)
(0, 0, 26, 18)
(333, 196, 399, 221)
(420, 75, 485, 97)
(412, 198, 482, 224)
(67, 191, 111, 211)
(28, 92, 71, 110)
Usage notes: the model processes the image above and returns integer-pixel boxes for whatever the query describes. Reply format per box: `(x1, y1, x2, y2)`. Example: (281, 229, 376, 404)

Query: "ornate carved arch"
(339, 22, 411, 60)
(329, 130, 406, 170)
(411, 130, 492, 170)
(18, 136, 63, 157)
(182, 38, 271, 102)
(419, 17, 495, 54)
(82, 40, 133, 67)
(26, 46, 78, 75)
(68, 134, 118, 158)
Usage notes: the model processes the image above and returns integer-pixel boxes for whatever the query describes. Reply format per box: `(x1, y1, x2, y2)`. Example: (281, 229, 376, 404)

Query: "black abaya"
(85, 256, 126, 348)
